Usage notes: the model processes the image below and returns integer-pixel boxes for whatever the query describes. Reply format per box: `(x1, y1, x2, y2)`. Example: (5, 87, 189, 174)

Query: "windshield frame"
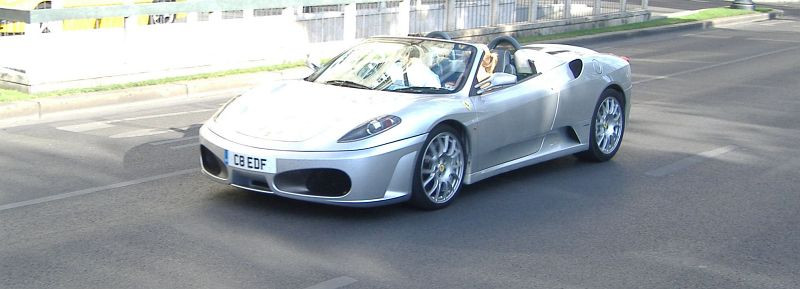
(305, 37, 479, 95)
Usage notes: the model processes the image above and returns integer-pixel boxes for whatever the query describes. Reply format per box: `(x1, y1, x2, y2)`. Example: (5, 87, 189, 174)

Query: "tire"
(578, 89, 626, 162)
(410, 125, 466, 210)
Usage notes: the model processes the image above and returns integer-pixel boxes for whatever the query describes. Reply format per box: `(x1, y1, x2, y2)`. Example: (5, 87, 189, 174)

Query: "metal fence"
(0, 0, 648, 92)
(1, 0, 648, 41)
(410, 0, 447, 34)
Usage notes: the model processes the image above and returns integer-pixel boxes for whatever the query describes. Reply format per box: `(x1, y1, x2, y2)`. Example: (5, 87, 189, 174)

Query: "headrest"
(491, 49, 514, 74)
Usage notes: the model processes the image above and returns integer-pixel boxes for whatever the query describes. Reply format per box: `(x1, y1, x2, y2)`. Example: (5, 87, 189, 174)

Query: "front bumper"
(199, 125, 426, 207)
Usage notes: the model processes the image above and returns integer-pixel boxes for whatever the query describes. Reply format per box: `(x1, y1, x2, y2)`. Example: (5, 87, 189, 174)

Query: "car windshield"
(310, 38, 476, 94)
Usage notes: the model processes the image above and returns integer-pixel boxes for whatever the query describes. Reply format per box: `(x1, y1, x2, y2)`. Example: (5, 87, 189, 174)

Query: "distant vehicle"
(199, 33, 632, 209)
(0, 0, 181, 35)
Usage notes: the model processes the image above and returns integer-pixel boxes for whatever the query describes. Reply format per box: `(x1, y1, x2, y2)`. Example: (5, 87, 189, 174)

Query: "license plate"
(225, 150, 276, 173)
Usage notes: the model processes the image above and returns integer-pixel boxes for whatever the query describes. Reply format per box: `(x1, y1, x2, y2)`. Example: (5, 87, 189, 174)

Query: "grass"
(1, 7, 768, 103)
(518, 7, 762, 43)
(1, 60, 305, 103)
(0, 89, 31, 103)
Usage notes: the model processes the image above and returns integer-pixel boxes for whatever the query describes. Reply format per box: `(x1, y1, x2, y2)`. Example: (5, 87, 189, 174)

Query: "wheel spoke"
(593, 96, 625, 155)
(439, 137, 449, 158)
(427, 177, 440, 197)
(418, 131, 466, 204)
(423, 171, 436, 186)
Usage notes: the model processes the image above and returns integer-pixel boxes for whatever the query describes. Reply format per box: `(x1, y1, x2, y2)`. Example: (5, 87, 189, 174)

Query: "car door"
(470, 71, 562, 172)
(552, 58, 608, 144)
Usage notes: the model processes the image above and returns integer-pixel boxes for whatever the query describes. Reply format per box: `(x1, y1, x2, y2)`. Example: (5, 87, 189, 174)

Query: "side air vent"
(568, 59, 583, 79)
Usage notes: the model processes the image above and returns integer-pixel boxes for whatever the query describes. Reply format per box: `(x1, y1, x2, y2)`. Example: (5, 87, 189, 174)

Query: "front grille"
(201, 145, 227, 179)
(230, 170, 272, 192)
(274, 169, 351, 197)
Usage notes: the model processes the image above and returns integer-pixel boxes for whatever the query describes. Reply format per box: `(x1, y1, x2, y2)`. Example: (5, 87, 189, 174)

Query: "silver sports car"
(199, 34, 631, 209)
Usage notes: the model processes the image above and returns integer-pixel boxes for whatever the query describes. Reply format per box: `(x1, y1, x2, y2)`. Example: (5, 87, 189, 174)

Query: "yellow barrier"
(0, 0, 185, 35)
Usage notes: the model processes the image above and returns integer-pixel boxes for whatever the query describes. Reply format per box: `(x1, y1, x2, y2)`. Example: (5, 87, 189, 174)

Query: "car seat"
(491, 49, 516, 75)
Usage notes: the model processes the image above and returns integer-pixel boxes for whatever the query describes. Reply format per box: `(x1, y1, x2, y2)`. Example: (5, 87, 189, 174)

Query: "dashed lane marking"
(681, 33, 732, 39)
(646, 146, 737, 177)
(109, 126, 190, 139)
(633, 45, 800, 85)
(55, 109, 214, 134)
(0, 169, 196, 212)
(303, 277, 358, 289)
(747, 37, 800, 43)
(150, 136, 199, 146)
(170, 142, 200, 150)
(56, 121, 115, 133)
(115, 109, 214, 122)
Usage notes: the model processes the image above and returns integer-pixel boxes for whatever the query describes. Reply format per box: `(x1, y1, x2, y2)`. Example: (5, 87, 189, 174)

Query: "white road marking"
(646, 146, 737, 177)
(110, 125, 192, 139)
(190, 87, 249, 99)
(633, 45, 800, 85)
(303, 277, 358, 289)
(109, 128, 173, 139)
(150, 136, 199, 146)
(747, 38, 800, 43)
(682, 33, 732, 39)
(170, 142, 200, 150)
(633, 73, 670, 79)
(115, 109, 214, 122)
(0, 169, 196, 212)
(55, 109, 214, 134)
(56, 121, 115, 132)
(756, 20, 793, 27)
(632, 58, 713, 64)
(629, 251, 795, 289)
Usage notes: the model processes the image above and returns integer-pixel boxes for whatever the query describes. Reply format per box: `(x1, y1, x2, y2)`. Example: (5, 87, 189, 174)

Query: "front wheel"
(410, 125, 466, 210)
(578, 89, 626, 162)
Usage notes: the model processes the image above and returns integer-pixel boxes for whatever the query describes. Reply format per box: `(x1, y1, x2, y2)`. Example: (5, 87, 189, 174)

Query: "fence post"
(490, 0, 499, 26)
(207, 10, 222, 22)
(564, 0, 571, 19)
(185, 11, 199, 23)
(445, 0, 456, 31)
(48, 0, 63, 33)
(343, 2, 357, 40)
(27, 0, 63, 35)
(529, 0, 538, 22)
(123, 0, 138, 29)
(398, 0, 411, 36)
(594, 0, 601, 16)
(242, 8, 254, 19)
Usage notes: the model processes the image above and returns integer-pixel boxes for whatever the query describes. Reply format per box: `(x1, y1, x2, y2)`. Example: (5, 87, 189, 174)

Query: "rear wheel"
(410, 125, 465, 210)
(578, 89, 625, 162)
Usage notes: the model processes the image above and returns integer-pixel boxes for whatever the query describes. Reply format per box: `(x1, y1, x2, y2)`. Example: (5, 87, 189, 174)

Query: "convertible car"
(199, 33, 631, 209)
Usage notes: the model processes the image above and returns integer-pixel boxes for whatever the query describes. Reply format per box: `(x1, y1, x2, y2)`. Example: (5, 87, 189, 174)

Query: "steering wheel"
(487, 35, 521, 51)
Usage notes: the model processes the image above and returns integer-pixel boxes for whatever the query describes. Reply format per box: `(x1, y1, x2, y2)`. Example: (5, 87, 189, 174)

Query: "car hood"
(210, 80, 426, 148)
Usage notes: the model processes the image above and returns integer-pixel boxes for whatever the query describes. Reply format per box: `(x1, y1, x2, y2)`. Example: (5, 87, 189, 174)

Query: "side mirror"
(475, 73, 517, 94)
(306, 54, 321, 72)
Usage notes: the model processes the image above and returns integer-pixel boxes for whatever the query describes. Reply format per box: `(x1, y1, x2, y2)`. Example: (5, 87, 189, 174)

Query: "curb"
(0, 68, 310, 121)
(0, 10, 783, 121)
(557, 10, 783, 46)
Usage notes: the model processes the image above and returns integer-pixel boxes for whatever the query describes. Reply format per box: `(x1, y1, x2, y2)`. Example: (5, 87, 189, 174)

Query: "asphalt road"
(2, 18, 800, 289)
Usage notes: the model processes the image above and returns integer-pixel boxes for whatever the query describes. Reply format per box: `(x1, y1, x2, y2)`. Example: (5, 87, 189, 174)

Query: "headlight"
(338, 115, 401, 143)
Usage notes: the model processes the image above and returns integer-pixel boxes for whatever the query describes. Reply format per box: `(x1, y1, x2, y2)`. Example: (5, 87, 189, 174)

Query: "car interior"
(423, 31, 581, 88)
